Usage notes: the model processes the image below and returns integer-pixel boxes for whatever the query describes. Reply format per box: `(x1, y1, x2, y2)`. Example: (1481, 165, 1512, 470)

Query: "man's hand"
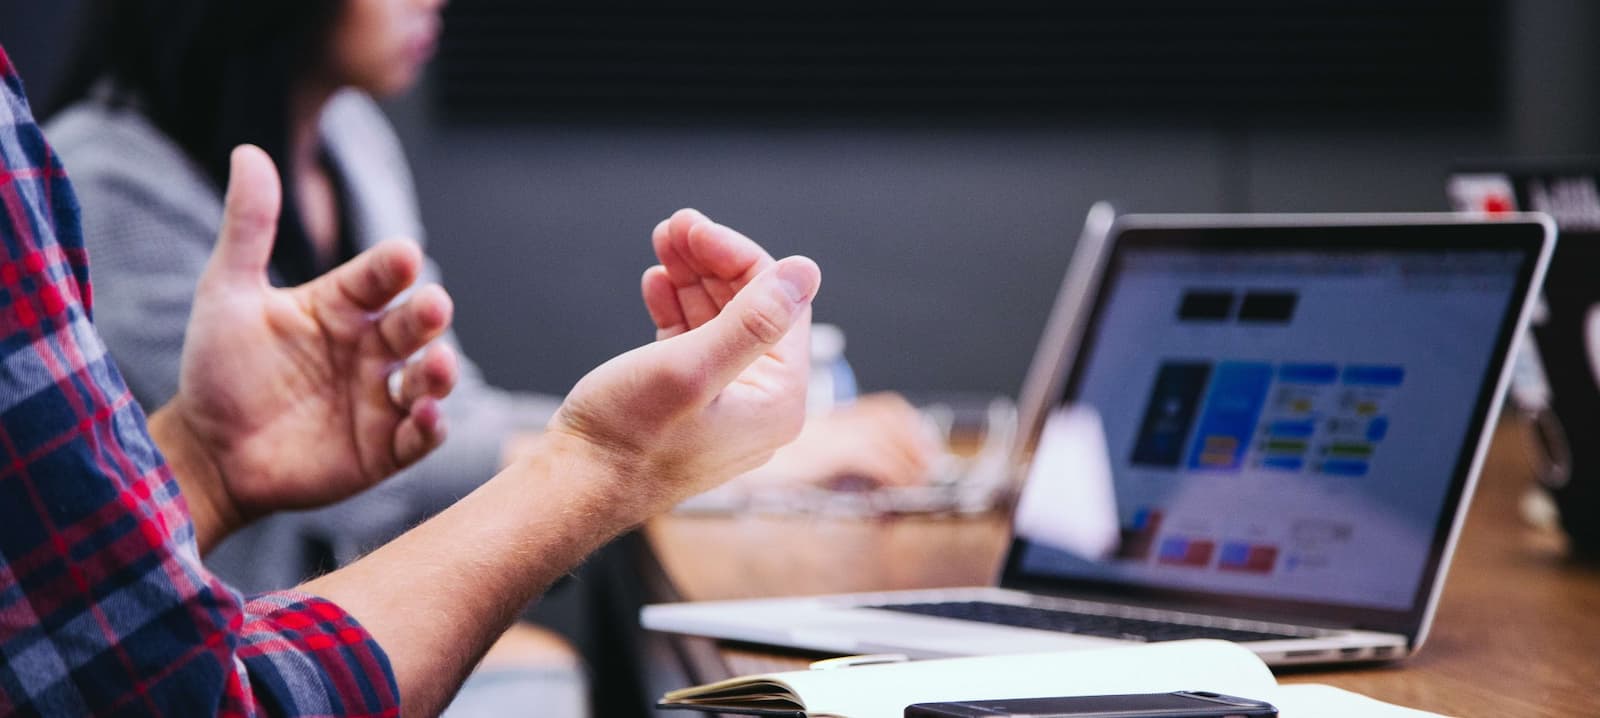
(150, 146, 459, 551)
(545, 208, 821, 514)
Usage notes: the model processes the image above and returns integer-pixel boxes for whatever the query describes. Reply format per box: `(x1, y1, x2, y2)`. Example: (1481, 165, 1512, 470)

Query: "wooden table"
(646, 419, 1600, 717)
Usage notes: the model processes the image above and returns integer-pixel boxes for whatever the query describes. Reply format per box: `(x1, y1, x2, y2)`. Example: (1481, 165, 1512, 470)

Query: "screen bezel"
(999, 217, 1551, 637)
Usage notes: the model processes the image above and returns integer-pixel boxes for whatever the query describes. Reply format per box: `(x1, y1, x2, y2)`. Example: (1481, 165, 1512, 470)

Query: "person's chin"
(371, 67, 423, 98)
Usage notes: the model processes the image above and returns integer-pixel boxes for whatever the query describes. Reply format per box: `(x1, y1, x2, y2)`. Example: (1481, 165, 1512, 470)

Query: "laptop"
(643, 212, 1555, 666)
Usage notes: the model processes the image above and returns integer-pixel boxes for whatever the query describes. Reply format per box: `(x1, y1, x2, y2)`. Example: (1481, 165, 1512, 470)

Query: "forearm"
(299, 431, 656, 717)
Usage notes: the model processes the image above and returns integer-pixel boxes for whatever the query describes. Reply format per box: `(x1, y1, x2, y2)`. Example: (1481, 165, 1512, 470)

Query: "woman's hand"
(742, 392, 942, 490)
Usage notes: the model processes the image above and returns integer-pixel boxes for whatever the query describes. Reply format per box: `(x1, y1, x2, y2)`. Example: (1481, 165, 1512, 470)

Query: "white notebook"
(659, 640, 1446, 718)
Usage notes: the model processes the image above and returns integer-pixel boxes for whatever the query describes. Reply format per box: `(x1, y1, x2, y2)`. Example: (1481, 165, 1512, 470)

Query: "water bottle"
(808, 323, 857, 414)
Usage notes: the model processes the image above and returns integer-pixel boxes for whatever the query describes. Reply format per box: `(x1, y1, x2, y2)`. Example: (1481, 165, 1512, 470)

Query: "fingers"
(795, 394, 939, 488)
(376, 282, 453, 360)
(652, 211, 721, 328)
(864, 431, 934, 486)
(840, 450, 925, 489)
(673, 255, 821, 395)
(859, 394, 943, 455)
(392, 396, 447, 468)
(641, 265, 688, 339)
(657, 209, 771, 284)
(208, 145, 282, 283)
(386, 332, 457, 469)
(319, 239, 426, 314)
(685, 219, 770, 287)
(867, 422, 938, 487)
(388, 344, 457, 468)
(394, 342, 458, 407)
(652, 209, 776, 331)
(652, 213, 702, 286)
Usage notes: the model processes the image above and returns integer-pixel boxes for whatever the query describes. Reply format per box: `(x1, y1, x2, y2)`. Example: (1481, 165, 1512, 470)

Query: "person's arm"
(303, 432, 643, 715)
(118, 146, 818, 713)
(0, 63, 402, 714)
(305, 210, 822, 716)
(52, 133, 815, 714)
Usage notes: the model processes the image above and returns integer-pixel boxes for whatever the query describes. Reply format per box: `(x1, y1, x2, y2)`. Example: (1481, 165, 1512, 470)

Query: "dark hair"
(49, 0, 346, 283)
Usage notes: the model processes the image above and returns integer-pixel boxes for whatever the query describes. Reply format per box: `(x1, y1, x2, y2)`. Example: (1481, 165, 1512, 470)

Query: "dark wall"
(7, 2, 1598, 398)
(0, 2, 78, 103)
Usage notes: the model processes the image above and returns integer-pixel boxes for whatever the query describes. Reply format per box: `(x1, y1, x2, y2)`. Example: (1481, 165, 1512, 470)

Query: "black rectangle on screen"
(1178, 290, 1235, 321)
(1239, 291, 1298, 322)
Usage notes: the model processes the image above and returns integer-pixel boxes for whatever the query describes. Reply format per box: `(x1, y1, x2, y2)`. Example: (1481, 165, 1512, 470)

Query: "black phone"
(904, 691, 1278, 718)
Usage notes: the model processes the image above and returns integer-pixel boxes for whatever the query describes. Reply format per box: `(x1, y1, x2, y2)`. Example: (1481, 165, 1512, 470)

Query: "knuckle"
(738, 302, 789, 345)
(369, 256, 396, 294)
(223, 207, 275, 244)
(404, 299, 428, 337)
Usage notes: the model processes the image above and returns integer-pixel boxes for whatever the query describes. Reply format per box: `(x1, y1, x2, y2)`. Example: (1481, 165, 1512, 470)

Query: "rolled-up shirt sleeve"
(235, 592, 399, 716)
(0, 47, 398, 716)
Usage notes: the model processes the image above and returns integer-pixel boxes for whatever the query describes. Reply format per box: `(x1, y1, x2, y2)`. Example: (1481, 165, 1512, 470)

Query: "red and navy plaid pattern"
(0, 48, 398, 716)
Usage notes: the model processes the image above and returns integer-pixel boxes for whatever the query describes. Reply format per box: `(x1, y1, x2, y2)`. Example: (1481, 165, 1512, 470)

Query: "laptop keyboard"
(867, 601, 1304, 643)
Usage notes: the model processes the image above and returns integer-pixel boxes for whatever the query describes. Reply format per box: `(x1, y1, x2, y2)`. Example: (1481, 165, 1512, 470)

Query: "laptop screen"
(1005, 221, 1547, 631)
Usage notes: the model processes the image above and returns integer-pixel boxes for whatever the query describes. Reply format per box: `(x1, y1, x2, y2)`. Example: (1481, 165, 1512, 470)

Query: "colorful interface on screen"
(1017, 246, 1524, 611)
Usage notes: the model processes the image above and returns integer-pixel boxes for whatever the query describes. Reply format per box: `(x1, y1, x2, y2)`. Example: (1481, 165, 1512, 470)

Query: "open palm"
(169, 146, 458, 524)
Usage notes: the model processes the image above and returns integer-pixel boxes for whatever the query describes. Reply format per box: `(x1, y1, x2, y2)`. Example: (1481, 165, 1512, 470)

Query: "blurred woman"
(46, 0, 936, 714)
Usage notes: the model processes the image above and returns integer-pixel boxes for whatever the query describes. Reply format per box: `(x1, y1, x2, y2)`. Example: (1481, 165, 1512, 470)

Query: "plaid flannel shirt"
(0, 48, 399, 716)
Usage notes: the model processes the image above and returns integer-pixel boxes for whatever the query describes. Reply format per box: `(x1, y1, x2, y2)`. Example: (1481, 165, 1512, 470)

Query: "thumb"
(677, 256, 821, 395)
(208, 145, 282, 282)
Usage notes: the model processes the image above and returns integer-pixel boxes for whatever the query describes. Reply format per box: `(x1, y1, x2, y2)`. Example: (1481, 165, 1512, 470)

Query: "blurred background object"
(1450, 162, 1600, 556)
(808, 323, 858, 414)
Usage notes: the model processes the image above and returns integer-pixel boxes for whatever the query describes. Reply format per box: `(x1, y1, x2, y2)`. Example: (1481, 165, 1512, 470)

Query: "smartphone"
(904, 691, 1277, 717)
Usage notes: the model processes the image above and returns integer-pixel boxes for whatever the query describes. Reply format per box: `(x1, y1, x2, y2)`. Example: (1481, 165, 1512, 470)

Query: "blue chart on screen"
(1186, 362, 1273, 472)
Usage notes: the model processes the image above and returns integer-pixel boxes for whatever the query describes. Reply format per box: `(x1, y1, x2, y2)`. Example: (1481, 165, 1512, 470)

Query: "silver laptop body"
(644, 211, 1555, 666)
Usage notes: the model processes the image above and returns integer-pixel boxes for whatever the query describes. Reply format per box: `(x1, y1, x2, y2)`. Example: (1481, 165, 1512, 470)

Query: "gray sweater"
(47, 90, 561, 593)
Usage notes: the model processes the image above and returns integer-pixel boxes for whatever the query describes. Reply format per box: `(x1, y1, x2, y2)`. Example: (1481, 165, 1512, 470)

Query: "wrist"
(148, 402, 245, 553)
(512, 428, 667, 527)
(498, 428, 546, 469)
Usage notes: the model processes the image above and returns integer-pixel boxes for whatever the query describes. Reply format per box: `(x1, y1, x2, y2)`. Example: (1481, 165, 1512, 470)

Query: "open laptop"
(643, 212, 1555, 666)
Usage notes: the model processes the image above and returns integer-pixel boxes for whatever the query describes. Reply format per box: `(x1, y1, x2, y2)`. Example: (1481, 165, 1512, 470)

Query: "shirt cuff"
(236, 591, 400, 717)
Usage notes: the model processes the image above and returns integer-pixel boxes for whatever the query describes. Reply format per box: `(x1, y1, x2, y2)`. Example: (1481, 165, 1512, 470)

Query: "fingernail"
(776, 260, 812, 303)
